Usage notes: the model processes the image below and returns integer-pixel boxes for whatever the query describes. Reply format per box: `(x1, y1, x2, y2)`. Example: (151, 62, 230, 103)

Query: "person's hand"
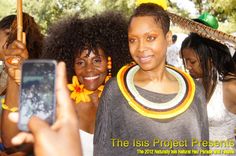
(3, 40, 29, 84)
(9, 62, 82, 156)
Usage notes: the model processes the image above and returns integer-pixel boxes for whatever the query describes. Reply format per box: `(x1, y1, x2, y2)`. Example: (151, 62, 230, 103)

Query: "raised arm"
(1, 40, 28, 148)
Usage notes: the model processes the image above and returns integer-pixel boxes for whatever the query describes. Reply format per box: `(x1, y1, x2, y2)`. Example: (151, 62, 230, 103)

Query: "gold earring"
(105, 56, 112, 83)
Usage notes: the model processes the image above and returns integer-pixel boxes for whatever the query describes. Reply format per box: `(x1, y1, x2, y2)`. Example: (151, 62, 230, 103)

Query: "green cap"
(194, 12, 219, 29)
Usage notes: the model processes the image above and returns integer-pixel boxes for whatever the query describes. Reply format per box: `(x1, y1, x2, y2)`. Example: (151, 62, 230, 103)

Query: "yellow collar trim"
(117, 64, 195, 119)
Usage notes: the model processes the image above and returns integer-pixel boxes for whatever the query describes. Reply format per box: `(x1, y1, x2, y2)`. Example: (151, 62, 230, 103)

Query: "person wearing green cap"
(194, 12, 219, 29)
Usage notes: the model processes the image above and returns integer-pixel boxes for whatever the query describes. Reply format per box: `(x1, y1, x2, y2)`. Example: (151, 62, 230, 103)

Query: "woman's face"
(74, 48, 108, 91)
(182, 48, 203, 79)
(0, 29, 9, 60)
(128, 16, 172, 71)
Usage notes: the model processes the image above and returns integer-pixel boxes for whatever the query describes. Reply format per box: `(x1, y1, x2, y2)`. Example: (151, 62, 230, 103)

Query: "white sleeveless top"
(207, 80, 236, 153)
(79, 129, 94, 156)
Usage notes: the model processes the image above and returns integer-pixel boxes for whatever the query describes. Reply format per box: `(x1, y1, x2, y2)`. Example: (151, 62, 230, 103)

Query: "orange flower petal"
(72, 76, 79, 86)
(67, 84, 75, 91)
(84, 89, 93, 95)
(75, 94, 82, 104)
(70, 92, 77, 99)
(84, 94, 91, 102)
(80, 94, 86, 103)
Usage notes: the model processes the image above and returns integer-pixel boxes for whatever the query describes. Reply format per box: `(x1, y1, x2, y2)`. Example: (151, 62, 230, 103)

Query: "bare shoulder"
(224, 79, 236, 94)
(223, 79, 236, 114)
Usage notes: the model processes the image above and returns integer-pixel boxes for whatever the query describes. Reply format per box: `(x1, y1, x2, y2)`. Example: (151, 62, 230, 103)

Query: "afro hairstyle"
(42, 11, 132, 82)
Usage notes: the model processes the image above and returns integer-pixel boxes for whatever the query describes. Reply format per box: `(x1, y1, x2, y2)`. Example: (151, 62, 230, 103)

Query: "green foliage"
(22, 0, 91, 33)
(0, 0, 16, 17)
(168, 0, 236, 32)
(100, 0, 135, 17)
(212, 0, 236, 22)
(23, 1, 61, 33)
(0, 0, 235, 33)
(168, 1, 190, 18)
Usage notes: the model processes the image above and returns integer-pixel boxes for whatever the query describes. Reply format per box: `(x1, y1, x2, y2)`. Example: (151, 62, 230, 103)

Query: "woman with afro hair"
(41, 11, 131, 156)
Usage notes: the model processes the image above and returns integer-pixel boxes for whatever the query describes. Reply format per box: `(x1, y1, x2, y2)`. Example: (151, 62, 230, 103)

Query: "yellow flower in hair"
(67, 76, 93, 103)
(136, 0, 168, 10)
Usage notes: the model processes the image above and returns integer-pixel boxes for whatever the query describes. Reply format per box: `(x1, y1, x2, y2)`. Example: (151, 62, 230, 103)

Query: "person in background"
(94, 3, 208, 156)
(41, 11, 131, 156)
(0, 13, 44, 155)
(193, 12, 219, 30)
(0, 15, 15, 96)
(181, 33, 236, 152)
(166, 34, 184, 69)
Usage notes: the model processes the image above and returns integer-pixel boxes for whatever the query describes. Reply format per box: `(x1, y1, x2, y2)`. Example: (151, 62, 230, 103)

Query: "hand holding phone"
(18, 60, 57, 131)
(10, 62, 82, 156)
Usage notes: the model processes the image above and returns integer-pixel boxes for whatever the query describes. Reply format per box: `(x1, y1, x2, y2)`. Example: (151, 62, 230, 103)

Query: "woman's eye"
(92, 56, 102, 65)
(76, 60, 85, 66)
(147, 36, 156, 41)
(128, 38, 135, 44)
(190, 61, 196, 64)
(94, 59, 101, 63)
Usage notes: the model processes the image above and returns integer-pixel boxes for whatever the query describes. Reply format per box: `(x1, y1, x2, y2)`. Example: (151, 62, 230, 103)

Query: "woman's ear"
(166, 31, 172, 47)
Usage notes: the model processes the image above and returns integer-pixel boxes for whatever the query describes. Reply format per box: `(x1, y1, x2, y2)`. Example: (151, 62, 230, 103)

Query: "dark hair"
(129, 3, 170, 34)
(233, 50, 236, 63)
(42, 11, 131, 82)
(180, 33, 236, 101)
(0, 13, 44, 59)
(172, 34, 177, 43)
(0, 15, 15, 30)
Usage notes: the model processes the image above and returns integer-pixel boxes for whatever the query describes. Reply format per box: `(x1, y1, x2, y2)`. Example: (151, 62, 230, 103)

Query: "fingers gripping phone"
(18, 60, 57, 131)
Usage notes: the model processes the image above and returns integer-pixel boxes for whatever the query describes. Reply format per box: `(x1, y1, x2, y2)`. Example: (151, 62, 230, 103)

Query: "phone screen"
(18, 60, 56, 131)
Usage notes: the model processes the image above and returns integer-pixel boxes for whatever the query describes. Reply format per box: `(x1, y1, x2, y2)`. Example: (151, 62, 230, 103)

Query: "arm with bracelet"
(1, 2, 43, 154)
(1, 0, 27, 149)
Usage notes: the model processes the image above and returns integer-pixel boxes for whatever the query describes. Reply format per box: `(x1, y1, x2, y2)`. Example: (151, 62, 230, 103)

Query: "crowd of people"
(0, 1, 235, 156)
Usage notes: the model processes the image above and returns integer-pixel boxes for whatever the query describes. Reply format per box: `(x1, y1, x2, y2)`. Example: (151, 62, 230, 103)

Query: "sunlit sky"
(94, 0, 198, 17)
(170, 0, 198, 17)
(95, 0, 100, 4)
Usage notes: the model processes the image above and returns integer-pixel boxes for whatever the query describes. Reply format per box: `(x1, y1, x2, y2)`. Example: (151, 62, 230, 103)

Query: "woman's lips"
(139, 55, 153, 63)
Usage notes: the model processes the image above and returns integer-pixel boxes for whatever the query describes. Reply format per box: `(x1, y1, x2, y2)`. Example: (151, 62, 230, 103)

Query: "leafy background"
(0, 0, 235, 34)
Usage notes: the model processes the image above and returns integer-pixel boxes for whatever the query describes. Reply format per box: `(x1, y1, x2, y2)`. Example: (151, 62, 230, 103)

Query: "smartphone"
(18, 60, 57, 131)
